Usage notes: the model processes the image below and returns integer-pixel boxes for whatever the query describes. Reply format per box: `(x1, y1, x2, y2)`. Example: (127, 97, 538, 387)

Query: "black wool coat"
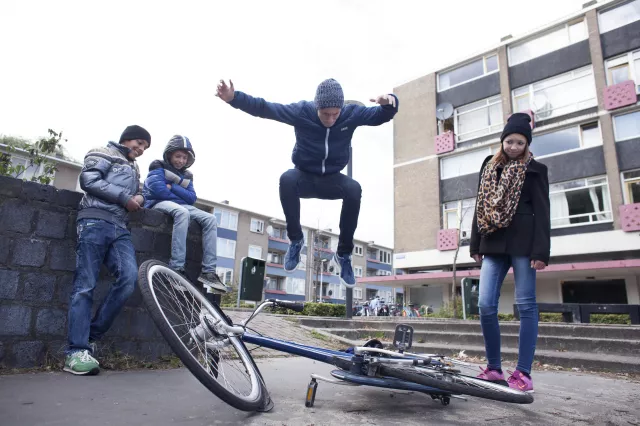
(469, 155, 551, 264)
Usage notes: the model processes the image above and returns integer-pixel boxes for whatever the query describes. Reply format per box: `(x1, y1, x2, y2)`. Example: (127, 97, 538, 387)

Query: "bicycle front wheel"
(138, 259, 268, 412)
(380, 365, 534, 404)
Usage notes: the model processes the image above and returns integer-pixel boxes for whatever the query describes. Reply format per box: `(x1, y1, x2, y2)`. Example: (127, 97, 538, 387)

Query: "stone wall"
(0, 176, 208, 369)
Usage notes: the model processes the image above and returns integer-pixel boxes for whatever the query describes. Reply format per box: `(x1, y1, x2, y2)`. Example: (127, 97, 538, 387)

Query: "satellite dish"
(436, 102, 454, 121)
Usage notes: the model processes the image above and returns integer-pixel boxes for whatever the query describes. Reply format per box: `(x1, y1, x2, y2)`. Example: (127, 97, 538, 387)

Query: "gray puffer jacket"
(77, 142, 144, 229)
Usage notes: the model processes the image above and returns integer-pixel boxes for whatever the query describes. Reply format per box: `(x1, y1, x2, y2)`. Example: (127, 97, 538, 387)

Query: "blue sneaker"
(284, 239, 304, 272)
(333, 253, 356, 288)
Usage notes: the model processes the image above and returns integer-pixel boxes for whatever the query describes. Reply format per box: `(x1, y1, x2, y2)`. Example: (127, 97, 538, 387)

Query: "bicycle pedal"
(305, 378, 318, 408)
(393, 324, 414, 350)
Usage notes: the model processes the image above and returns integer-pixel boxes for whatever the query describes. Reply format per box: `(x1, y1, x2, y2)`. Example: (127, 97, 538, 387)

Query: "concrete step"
(309, 329, 640, 374)
(325, 328, 640, 357)
(297, 317, 640, 340)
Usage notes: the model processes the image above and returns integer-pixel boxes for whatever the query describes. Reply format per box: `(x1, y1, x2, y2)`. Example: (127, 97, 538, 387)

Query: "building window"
(215, 267, 234, 285)
(268, 251, 282, 265)
(214, 208, 238, 231)
(508, 19, 587, 66)
(440, 146, 496, 180)
(354, 266, 363, 277)
(613, 110, 640, 141)
(598, 0, 640, 34)
(269, 226, 287, 240)
(298, 254, 307, 271)
(354, 287, 363, 299)
(453, 96, 504, 142)
(265, 277, 279, 291)
(250, 218, 264, 234)
(7, 155, 49, 182)
(248, 245, 263, 260)
(285, 277, 305, 295)
(443, 198, 476, 240)
(512, 66, 597, 121)
(550, 176, 612, 228)
(622, 170, 640, 204)
(217, 238, 236, 258)
(354, 245, 364, 256)
(606, 49, 640, 92)
(530, 122, 602, 158)
(378, 250, 392, 264)
(437, 54, 498, 92)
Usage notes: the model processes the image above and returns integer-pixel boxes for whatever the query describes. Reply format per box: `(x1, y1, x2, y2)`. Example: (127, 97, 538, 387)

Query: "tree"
(0, 129, 68, 185)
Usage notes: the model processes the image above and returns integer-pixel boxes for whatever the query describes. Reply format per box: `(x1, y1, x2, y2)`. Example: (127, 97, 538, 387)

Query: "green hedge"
(268, 302, 346, 317)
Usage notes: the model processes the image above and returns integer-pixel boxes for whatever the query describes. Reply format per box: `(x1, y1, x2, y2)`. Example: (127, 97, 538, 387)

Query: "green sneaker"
(63, 350, 100, 376)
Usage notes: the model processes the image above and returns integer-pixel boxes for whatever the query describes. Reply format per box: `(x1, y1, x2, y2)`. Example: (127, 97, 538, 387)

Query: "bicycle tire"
(138, 259, 268, 412)
(380, 365, 534, 404)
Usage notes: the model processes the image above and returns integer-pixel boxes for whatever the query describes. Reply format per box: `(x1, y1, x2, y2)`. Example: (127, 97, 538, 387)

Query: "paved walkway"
(1, 357, 639, 425)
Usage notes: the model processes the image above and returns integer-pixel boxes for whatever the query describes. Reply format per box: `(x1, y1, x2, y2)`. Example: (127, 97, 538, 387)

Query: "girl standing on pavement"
(469, 112, 551, 393)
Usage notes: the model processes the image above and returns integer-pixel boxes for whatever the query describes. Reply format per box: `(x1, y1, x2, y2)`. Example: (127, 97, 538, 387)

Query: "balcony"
(620, 203, 640, 232)
(603, 80, 637, 111)
(268, 236, 290, 252)
(366, 258, 392, 272)
(437, 229, 459, 251)
(434, 131, 455, 154)
(266, 263, 307, 279)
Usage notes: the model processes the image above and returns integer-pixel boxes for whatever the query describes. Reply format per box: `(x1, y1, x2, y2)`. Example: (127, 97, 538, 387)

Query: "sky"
(0, 0, 586, 248)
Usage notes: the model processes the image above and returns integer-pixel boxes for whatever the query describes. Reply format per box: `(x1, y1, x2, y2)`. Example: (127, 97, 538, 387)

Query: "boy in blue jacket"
(143, 135, 228, 292)
(216, 78, 398, 288)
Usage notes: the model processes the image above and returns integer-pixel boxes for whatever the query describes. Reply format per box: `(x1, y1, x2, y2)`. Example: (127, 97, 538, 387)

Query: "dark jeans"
(66, 219, 137, 355)
(478, 255, 538, 374)
(279, 168, 362, 255)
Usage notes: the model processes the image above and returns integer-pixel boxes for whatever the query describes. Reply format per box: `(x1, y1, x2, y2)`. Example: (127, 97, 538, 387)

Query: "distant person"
(470, 113, 550, 393)
(216, 78, 398, 288)
(65, 125, 150, 375)
(142, 135, 228, 293)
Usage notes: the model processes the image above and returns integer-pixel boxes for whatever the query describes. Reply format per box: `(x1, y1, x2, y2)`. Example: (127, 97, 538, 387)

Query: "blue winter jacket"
(143, 160, 197, 208)
(229, 91, 399, 175)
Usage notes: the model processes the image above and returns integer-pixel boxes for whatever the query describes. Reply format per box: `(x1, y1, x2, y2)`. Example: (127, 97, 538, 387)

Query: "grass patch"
(310, 330, 330, 342)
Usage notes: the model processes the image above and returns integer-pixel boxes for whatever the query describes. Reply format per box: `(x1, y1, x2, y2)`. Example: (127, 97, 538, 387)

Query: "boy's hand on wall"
(126, 198, 141, 212)
(133, 195, 144, 205)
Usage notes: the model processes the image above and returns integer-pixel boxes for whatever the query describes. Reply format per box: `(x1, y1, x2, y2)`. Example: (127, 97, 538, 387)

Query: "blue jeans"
(478, 255, 538, 374)
(67, 219, 137, 355)
(279, 168, 362, 255)
(152, 201, 218, 273)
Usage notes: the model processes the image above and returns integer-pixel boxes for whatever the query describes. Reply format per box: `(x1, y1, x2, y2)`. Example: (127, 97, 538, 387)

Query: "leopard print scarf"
(476, 153, 533, 236)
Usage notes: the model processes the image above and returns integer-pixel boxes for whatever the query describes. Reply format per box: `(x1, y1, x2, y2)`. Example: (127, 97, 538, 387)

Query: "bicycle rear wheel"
(380, 365, 533, 404)
(138, 259, 269, 412)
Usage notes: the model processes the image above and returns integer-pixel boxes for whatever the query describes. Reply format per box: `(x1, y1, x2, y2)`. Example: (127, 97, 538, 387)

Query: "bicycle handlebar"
(276, 300, 305, 313)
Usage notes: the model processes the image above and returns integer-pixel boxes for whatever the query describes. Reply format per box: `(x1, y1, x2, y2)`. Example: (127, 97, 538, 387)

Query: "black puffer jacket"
(469, 155, 551, 264)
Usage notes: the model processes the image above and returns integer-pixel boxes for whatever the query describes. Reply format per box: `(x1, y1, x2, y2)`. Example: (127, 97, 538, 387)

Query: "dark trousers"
(279, 168, 362, 255)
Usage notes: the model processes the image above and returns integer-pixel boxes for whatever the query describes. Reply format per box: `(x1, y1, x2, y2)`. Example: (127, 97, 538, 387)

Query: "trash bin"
(461, 278, 480, 318)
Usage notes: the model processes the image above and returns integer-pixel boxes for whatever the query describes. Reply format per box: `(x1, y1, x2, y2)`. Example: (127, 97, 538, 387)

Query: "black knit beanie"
(314, 78, 344, 110)
(119, 125, 151, 146)
(500, 113, 532, 145)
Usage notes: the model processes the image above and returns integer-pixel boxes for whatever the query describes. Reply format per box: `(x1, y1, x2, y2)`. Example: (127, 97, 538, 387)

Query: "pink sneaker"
(476, 366, 505, 382)
(507, 370, 534, 393)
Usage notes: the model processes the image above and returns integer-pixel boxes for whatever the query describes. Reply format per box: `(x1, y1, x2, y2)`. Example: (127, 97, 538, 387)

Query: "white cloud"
(0, 0, 584, 248)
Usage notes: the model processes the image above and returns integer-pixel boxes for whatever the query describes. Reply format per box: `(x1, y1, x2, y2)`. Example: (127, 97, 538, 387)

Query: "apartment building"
(362, 0, 640, 313)
(190, 199, 397, 305)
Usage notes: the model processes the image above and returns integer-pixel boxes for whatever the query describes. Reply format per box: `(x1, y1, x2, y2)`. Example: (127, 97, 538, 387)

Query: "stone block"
(154, 233, 172, 255)
(125, 285, 143, 308)
(0, 341, 4, 362)
(142, 209, 168, 227)
(0, 305, 32, 335)
(0, 175, 24, 198)
(12, 238, 47, 267)
(0, 199, 36, 234)
(67, 213, 78, 240)
(114, 340, 139, 357)
(141, 341, 174, 360)
(36, 308, 66, 335)
(0, 269, 20, 299)
(36, 210, 69, 239)
(56, 273, 74, 304)
(12, 341, 45, 368)
(130, 309, 158, 338)
(23, 272, 56, 302)
(0, 238, 12, 266)
(49, 241, 76, 271)
(55, 189, 83, 208)
(131, 227, 155, 253)
(104, 310, 130, 337)
(22, 181, 55, 203)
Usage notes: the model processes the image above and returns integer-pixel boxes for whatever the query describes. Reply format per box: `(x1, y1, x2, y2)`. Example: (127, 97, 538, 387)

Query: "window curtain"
(550, 192, 571, 226)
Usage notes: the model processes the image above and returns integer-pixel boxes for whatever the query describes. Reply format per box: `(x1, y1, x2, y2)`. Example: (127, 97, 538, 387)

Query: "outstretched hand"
(216, 79, 235, 103)
(370, 94, 396, 107)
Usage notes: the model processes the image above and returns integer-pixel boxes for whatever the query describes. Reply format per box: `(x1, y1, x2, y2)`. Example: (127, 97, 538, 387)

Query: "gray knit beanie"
(314, 78, 344, 110)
